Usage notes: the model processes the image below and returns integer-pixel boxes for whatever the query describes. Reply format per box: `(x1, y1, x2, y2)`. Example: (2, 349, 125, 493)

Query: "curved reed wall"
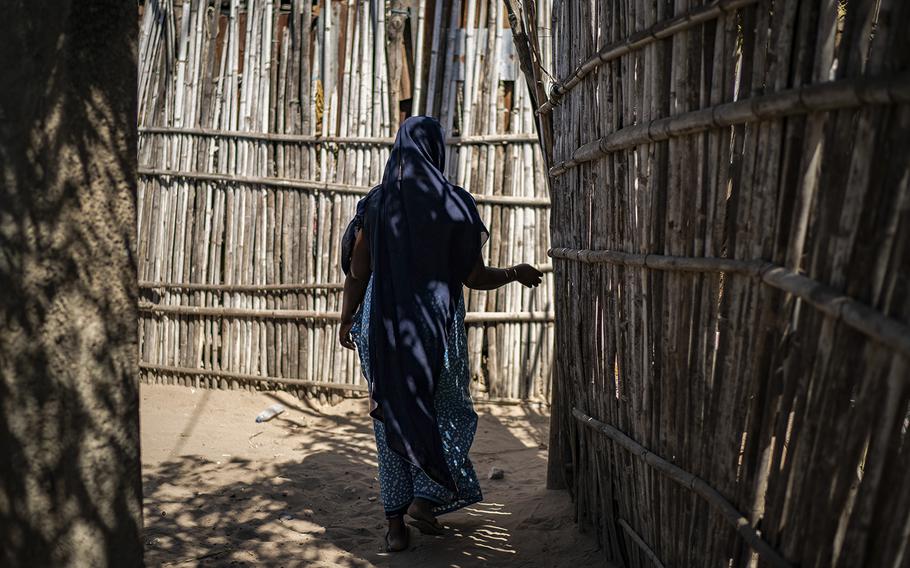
(541, 0, 910, 566)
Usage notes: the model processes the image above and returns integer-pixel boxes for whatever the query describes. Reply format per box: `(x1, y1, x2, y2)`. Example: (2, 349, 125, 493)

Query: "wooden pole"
(537, 0, 760, 114)
(550, 75, 910, 176)
(412, 0, 427, 114)
(573, 408, 794, 568)
(549, 247, 910, 360)
(387, 0, 407, 128)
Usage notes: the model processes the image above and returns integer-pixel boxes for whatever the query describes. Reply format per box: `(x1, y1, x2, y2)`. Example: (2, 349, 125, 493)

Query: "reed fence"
(511, 0, 910, 566)
(137, 0, 555, 401)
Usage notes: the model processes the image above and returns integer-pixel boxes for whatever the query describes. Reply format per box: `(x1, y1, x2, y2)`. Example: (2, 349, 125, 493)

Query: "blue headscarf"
(341, 116, 488, 491)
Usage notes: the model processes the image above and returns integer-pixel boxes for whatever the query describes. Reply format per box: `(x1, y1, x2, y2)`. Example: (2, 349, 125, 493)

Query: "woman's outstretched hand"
(339, 320, 355, 350)
(464, 256, 544, 291)
(513, 264, 544, 288)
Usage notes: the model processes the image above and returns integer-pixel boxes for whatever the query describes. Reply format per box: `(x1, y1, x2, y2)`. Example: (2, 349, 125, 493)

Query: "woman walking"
(338, 116, 543, 552)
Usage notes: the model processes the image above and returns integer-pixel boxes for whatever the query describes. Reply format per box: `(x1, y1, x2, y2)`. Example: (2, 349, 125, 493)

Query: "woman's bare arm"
(463, 255, 543, 290)
(339, 230, 372, 350)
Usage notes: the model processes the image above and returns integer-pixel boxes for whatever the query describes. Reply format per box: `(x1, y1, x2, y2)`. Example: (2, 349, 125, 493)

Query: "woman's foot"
(385, 515, 409, 552)
(407, 498, 445, 535)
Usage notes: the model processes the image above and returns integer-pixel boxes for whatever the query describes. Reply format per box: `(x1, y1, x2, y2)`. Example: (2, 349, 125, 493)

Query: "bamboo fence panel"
(531, 0, 910, 566)
(137, 0, 554, 402)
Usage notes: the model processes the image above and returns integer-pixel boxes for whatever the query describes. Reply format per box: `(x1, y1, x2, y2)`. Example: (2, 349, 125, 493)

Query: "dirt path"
(141, 384, 600, 567)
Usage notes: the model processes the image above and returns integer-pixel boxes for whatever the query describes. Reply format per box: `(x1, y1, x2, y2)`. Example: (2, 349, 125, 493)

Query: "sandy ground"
(140, 384, 601, 567)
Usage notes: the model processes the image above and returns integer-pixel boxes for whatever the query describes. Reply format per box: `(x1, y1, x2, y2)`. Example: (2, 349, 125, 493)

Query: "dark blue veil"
(341, 116, 488, 492)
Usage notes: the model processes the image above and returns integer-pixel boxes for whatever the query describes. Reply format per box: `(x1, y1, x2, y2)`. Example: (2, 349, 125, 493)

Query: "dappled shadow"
(141, 389, 594, 567)
(0, 1, 141, 566)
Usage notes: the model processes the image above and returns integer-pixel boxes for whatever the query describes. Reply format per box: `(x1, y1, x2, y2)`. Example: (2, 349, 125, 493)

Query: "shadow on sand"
(141, 391, 592, 567)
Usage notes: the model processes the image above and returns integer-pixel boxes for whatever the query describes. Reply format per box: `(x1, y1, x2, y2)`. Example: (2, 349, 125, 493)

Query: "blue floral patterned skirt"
(351, 276, 483, 517)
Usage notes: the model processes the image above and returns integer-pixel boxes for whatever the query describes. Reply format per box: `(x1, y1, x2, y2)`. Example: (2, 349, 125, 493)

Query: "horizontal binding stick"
(548, 246, 765, 274)
(139, 302, 342, 320)
(549, 74, 910, 176)
(549, 247, 910, 361)
(139, 363, 369, 392)
(139, 364, 550, 405)
(538, 0, 759, 114)
(138, 167, 372, 194)
(139, 302, 555, 324)
(139, 281, 345, 292)
(473, 398, 550, 407)
(573, 408, 794, 568)
(138, 126, 539, 146)
(463, 311, 554, 323)
(138, 168, 552, 207)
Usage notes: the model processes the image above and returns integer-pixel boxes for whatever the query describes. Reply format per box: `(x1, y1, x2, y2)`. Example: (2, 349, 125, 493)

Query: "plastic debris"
(255, 403, 286, 423)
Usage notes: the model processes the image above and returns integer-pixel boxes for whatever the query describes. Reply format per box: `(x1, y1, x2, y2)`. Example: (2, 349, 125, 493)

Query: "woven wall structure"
(136, 0, 556, 401)
(537, 0, 910, 566)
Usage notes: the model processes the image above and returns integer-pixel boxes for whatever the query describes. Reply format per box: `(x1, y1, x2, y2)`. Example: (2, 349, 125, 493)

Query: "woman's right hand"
(513, 264, 544, 288)
(339, 320, 356, 350)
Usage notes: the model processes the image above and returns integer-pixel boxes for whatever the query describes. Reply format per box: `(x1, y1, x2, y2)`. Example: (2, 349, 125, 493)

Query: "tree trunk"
(0, 1, 142, 566)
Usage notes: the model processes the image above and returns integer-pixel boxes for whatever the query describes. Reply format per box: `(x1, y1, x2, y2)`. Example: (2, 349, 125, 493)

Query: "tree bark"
(0, 1, 142, 566)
